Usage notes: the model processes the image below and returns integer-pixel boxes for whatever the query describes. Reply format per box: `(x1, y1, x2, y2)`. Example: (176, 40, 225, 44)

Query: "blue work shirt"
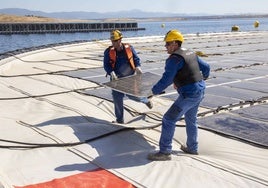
(103, 44, 141, 78)
(152, 55, 210, 97)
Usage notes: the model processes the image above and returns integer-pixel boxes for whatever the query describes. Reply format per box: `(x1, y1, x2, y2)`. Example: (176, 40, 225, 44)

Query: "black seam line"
(1, 53, 267, 79)
(0, 67, 92, 77)
(2, 94, 266, 148)
(0, 86, 101, 100)
(196, 98, 268, 149)
(2, 96, 267, 149)
(199, 96, 268, 117)
(17, 120, 64, 144)
(151, 127, 268, 186)
(5, 54, 87, 69)
(0, 120, 161, 149)
(0, 40, 92, 60)
(0, 75, 267, 148)
(173, 127, 268, 186)
(25, 74, 103, 94)
(0, 85, 163, 149)
(192, 155, 268, 186)
(9, 55, 94, 63)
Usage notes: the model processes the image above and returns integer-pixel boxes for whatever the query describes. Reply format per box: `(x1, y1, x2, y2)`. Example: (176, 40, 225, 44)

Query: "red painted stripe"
(14, 168, 135, 188)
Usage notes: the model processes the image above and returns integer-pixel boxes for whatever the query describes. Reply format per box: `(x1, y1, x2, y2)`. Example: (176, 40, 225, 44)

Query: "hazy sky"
(1, 0, 268, 15)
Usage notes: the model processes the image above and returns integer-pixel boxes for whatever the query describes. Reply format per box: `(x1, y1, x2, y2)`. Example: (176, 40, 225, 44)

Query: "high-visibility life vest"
(109, 43, 136, 70)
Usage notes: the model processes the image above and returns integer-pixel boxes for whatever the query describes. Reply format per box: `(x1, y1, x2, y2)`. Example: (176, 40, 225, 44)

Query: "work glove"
(135, 66, 143, 74)
(110, 71, 118, 81)
(203, 76, 209, 81)
(148, 90, 165, 98)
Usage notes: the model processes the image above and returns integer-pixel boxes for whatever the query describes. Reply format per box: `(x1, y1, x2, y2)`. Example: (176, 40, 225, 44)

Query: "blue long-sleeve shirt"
(152, 54, 210, 97)
(103, 44, 140, 78)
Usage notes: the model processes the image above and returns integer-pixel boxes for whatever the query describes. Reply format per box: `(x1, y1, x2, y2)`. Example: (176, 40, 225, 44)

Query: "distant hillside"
(0, 14, 89, 23)
(0, 14, 142, 23)
(0, 8, 267, 22)
(0, 8, 197, 20)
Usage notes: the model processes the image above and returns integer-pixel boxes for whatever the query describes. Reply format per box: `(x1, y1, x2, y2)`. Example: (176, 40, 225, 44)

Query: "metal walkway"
(0, 22, 145, 34)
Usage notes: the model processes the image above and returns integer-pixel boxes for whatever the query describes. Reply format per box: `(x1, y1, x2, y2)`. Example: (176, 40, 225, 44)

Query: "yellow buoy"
(231, 25, 240, 32)
(254, 21, 259, 28)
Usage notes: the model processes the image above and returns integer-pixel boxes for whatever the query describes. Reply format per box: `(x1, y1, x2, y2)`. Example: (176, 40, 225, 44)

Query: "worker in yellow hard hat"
(103, 30, 153, 124)
(164, 29, 184, 43)
(147, 29, 210, 160)
(110, 29, 123, 41)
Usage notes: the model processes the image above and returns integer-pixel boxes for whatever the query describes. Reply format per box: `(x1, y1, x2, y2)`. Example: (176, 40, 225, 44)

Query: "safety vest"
(109, 43, 136, 70)
(172, 48, 203, 87)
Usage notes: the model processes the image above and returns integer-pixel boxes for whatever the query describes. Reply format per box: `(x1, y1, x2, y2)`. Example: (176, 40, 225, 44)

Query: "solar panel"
(198, 112, 268, 147)
(103, 72, 161, 97)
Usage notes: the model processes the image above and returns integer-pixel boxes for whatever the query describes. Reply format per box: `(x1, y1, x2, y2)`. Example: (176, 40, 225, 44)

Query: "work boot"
(147, 152, 171, 161)
(112, 120, 124, 124)
(145, 100, 153, 109)
(180, 145, 199, 155)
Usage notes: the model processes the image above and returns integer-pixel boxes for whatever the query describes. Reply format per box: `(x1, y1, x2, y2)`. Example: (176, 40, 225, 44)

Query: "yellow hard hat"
(164, 29, 184, 43)
(110, 30, 123, 40)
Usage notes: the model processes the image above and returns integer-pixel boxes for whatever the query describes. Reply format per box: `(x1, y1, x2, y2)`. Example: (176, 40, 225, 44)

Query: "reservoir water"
(1, 17, 268, 54)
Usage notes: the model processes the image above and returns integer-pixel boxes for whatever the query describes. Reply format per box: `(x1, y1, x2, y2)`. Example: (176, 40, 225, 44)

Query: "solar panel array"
(61, 31, 268, 147)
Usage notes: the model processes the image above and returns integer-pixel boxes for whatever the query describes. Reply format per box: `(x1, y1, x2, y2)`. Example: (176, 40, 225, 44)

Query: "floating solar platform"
(1, 31, 268, 188)
(231, 103, 268, 122)
(228, 81, 268, 93)
(198, 110, 268, 147)
(201, 94, 241, 108)
(205, 85, 266, 101)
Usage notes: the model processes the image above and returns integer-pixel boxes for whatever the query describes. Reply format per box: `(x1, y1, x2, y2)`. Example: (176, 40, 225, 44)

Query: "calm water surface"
(1, 17, 268, 54)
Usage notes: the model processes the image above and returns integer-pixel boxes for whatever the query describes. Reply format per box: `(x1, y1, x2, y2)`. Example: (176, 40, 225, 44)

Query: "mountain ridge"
(0, 8, 192, 20)
(1, 8, 267, 20)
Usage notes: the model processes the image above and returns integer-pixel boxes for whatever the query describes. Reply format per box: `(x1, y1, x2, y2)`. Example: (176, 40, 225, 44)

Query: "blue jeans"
(159, 90, 205, 154)
(112, 90, 149, 123)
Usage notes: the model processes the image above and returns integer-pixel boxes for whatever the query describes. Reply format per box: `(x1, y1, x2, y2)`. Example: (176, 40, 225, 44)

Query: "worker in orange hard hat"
(103, 30, 153, 124)
(148, 29, 210, 160)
